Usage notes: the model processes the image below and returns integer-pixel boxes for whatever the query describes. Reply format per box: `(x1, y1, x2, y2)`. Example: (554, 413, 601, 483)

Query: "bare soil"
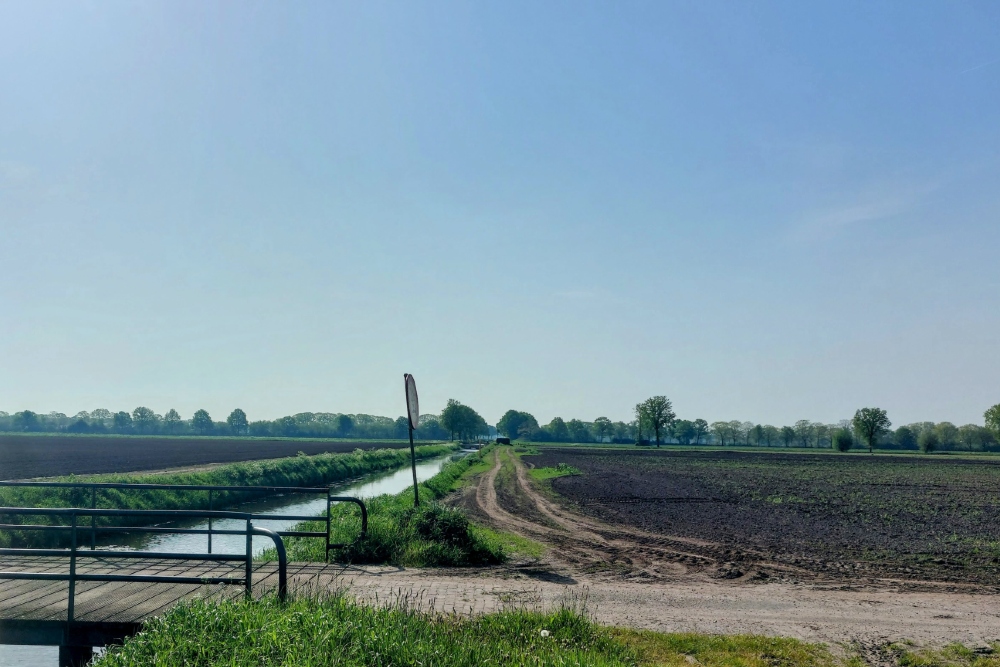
(0, 434, 413, 479)
(441, 447, 1000, 648)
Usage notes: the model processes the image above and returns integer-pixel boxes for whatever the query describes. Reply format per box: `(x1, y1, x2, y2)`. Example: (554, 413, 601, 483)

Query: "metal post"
(325, 494, 331, 561)
(68, 512, 77, 623)
(90, 487, 96, 550)
(244, 518, 252, 598)
(409, 424, 419, 507)
(208, 490, 213, 554)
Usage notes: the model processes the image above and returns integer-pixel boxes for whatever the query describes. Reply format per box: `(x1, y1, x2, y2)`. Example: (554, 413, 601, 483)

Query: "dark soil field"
(0, 434, 415, 479)
(532, 447, 1000, 587)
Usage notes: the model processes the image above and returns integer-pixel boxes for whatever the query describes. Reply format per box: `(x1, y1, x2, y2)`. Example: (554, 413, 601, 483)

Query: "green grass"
(265, 449, 507, 567)
(530, 463, 583, 481)
(888, 641, 1000, 667)
(92, 593, 849, 667)
(0, 444, 458, 549)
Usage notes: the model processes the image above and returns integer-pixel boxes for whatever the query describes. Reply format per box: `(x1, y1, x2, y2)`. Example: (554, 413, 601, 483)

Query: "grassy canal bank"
(263, 447, 507, 567)
(0, 443, 457, 548)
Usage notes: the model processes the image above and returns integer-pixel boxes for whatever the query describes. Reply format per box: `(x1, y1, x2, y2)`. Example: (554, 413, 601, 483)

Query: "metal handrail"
(0, 508, 288, 622)
(0, 481, 368, 557)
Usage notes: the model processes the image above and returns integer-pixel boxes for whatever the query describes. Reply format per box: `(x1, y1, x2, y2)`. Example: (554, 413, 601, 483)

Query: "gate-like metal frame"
(0, 507, 288, 617)
(0, 481, 368, 558)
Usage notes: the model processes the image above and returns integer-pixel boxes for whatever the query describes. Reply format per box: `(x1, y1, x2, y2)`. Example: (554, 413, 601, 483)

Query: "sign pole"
(408, 421, 419, 507)
(404, 374, 420, 507)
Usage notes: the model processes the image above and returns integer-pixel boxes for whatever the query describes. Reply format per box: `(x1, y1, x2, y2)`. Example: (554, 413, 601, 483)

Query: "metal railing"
(0, 481, 367, 557)
(0, 508, 288, 621)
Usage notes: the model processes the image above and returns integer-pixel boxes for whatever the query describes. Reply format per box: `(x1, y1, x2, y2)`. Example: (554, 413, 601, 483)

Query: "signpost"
(404, 374, 420, 507)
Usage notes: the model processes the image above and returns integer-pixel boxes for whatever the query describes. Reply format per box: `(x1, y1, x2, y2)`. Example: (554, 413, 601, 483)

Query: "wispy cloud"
(789, 181, 940, 244)
(960, 57, 1000, 75)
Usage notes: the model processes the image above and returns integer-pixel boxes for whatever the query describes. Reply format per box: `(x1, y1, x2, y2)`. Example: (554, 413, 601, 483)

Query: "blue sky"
(2, 1, 998, 427)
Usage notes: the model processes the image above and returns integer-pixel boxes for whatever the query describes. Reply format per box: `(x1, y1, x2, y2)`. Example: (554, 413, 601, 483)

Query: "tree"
(750, 424, 764, 447)
(164, 409, 182, 434)
(794, 420, 814, 448)
(440, 399, 488, 441)
(674, 420, 696, 445)
(934, 422, 958, 451)
(192, 409, 213, 435)
(336, 414, 355, 437)
(545, 417, 570, 442)
(567, 419, 591, 443)
(894, 426, 917, 450)
(986, 404, 1000, 440)
(275, 415, 298, 437)
(227, 409, 249, 436)
(852, 408, 891, 454)
(762, 425, 779, 447)
(780, 426, 796, 448)
(132, 407, 158, 434)
(832, 428, 853, 452)
(710, 421, 732, 446)
(918, 429, 939, 453)
(12, 410, 40, 432)
(90, 409, 112, 424)
(693, 419, 708, 445)
(113, 411, 133, 433)
(497, 410, 539, 441)
(592, 416, 613, 442)
(635, 396, 675, 447)
(958, 424, 985, 451)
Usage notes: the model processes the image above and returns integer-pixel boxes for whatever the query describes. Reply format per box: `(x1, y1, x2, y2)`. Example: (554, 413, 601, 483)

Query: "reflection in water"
(0, 451, 468, 666)
(129, 452, 464, 555)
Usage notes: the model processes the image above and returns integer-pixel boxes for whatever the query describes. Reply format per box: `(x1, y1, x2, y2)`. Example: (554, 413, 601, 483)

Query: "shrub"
(918, 430, 939, 453)
(832, 429, 853, 452)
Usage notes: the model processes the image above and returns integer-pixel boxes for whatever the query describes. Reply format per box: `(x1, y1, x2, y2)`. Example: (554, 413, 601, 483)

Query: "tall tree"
(762, 425, 778, 447)
(794, 420, 814, 448)
(674, 420, 696, 445)
(986, 404, 1000, 440)
(12, 410, 40, 432)
(545, 417, 570, 442)
(592, 416, 613, 442)
(710, 421, 731, 446)
(113, 411, 133, 433)
(750, 424, 764, 447)
(636, 396, 676, 447)
(894, 426, 917, 450)
(336, 414, 354, 437)
(780, 426, 796, 447)
(192, 409, 213, 435)
(164, 409, 182, 434)
(227, 409, 249, 436)
(497, 410, 538, 441)
(852, 407, 891, 454)
(934, 422, 959, 451)
(132, 407, 158, 434)
(693, 419, 708, 445)
(567, 419, 591, 443)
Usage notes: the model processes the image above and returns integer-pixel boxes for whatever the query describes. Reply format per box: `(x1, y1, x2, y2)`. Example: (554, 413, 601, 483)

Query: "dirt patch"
(0, 435, 415, 479)
(531, 447, 1000, 589)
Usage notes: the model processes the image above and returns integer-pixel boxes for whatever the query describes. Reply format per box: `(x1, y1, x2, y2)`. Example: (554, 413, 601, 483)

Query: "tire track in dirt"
(470, 448, 939, 586)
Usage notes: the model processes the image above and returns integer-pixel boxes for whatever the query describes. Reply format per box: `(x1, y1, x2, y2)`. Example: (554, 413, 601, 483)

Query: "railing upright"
(207, 490, 213, 554)
(244, 518, 252, 598)
(90, 487, 97, 551)
(68, 512, 77, 623)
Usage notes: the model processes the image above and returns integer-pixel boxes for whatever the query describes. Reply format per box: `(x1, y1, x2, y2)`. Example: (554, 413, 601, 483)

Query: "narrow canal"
(0, 450, 467, 667)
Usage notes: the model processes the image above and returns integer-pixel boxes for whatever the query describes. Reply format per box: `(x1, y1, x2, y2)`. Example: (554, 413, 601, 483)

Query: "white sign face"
(404, 374, 419, 430)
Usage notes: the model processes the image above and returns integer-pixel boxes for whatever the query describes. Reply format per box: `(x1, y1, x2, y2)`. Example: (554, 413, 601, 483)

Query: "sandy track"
(440, 448, 1000, 648)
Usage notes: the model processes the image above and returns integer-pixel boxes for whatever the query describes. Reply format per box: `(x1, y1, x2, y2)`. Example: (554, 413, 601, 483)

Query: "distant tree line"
(0, 408, 454, 441)
(4, 400, 999, 453)
(496, 400, 1000, 453)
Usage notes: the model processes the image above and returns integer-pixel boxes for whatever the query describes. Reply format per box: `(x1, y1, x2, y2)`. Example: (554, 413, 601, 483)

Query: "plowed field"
(529, 447, 1000, 588)
(0, 435, 414, 479)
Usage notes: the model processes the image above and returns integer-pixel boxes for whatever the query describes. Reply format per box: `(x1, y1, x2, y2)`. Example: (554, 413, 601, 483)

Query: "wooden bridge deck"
(0, 556, 344, 649)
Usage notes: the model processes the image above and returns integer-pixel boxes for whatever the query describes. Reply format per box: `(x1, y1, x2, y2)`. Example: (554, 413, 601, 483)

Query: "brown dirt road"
(432, 447, 1000, 649)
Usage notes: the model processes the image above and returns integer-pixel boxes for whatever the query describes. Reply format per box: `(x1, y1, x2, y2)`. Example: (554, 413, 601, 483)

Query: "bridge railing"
(0, 508, 290, 621)
(0, 481, 367, 557)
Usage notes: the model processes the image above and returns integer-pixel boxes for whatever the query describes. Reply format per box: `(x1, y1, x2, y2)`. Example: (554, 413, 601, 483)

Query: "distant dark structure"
(496, 437, 511, 445)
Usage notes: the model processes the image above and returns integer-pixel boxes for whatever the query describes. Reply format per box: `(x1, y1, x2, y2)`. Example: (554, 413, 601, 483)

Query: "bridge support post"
(59, 644, 93, 667)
